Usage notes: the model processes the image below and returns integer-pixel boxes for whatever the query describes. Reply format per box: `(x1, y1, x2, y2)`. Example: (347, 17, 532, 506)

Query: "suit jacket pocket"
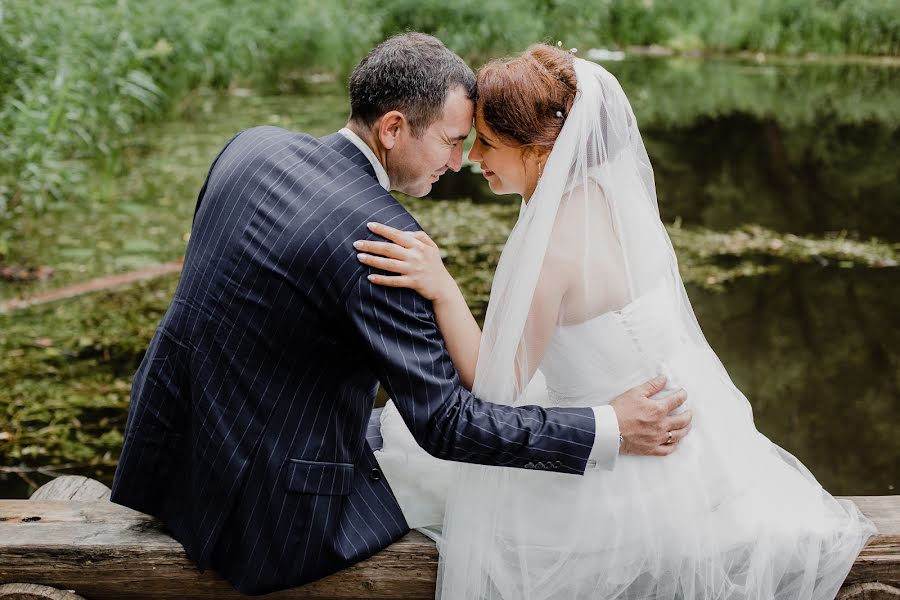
(284, 458, 353, 496)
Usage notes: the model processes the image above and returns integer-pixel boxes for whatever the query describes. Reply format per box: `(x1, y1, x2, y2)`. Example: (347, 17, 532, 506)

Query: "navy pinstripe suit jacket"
(110, 127, 598, 595)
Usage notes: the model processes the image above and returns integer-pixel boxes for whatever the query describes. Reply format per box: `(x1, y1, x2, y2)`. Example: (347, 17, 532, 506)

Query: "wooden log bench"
(1, 475, 898, 599)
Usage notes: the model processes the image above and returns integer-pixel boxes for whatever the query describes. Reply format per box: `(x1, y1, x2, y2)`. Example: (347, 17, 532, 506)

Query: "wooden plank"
(0, 582, 87, 599)
(0, 497, 896, 599)
(0, 500, 436, 599)
(842, 497, 900, 588)
(837, 582, 900, 599)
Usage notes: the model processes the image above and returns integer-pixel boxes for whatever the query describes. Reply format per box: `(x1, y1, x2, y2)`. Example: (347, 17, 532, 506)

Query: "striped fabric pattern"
(110, 128, 597, 595)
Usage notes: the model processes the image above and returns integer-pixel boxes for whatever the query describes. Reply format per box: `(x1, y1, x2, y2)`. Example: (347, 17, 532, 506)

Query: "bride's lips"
(483, 169, 495, 179)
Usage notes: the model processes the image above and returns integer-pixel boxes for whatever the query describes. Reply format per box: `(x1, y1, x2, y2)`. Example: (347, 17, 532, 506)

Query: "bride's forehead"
(473, 112, 499, 140)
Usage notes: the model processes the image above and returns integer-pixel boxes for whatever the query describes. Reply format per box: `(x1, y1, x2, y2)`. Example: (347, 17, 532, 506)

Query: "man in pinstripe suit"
(111, 33, 690, 595)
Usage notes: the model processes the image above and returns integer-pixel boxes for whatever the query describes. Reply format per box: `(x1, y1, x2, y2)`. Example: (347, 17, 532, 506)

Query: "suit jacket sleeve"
(344, 267, 597, 475)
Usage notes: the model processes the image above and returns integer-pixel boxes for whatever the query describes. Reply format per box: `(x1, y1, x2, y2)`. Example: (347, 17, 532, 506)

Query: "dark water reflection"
(689, 265, 897, 496)
(615, 58, 900, 239)
(643, 115, 899, 239)
(438, 58, 900, 240)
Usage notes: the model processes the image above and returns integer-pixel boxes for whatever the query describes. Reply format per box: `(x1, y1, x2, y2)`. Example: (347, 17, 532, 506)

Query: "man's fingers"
(662, 421, 692, 447)
(666, 422, 691, 443)
(653, 426, 690, 455)
(367, 222, 417, 247)
(638, 374, 667, 397)
(652, 444, 676, 456)
(662, 410, 692, 432)
(660, 389, 687, 413)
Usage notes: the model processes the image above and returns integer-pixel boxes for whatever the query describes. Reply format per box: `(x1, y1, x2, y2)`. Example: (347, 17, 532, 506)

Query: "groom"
(111, 33, 691, 595)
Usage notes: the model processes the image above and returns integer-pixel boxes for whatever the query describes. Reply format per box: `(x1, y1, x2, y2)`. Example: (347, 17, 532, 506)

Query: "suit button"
(369, 468, 381, 481)
(524, 462, 535, 469)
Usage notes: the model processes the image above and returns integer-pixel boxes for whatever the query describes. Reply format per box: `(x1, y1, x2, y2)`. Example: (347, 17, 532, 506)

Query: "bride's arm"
(354, 222, 482, 389)
(431, 281, 481, 390)
(512, 250, 570, 395)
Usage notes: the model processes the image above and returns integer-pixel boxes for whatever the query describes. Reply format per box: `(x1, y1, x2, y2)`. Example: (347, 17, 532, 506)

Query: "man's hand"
(610, 375, 691, 457)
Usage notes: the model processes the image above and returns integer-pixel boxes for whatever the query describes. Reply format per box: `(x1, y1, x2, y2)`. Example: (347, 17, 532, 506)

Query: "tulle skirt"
(374, 346, 876, 599)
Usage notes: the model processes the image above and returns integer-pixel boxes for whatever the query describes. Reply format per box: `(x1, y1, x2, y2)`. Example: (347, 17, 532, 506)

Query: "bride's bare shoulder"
(549, 179, 613, 255)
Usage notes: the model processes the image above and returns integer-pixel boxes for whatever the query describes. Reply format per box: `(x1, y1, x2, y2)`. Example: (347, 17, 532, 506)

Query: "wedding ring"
(666, 431, 673, 445)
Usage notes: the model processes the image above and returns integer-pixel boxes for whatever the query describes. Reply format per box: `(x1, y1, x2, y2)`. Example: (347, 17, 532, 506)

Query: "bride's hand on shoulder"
(354, 222, 456, 303)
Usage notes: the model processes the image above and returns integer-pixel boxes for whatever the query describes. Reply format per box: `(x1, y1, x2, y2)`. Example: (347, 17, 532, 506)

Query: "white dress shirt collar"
(339, 127, 390, 191)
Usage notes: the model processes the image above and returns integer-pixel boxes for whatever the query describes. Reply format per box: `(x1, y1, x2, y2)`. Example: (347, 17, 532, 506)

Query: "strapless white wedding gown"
(374, 281, 875, 598)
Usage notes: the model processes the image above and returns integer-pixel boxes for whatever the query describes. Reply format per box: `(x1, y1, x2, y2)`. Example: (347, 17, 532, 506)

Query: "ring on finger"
(665, 430, 673, 445)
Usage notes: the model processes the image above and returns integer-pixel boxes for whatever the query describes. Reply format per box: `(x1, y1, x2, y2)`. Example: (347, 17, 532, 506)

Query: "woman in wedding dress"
(354, 44, 875, 599)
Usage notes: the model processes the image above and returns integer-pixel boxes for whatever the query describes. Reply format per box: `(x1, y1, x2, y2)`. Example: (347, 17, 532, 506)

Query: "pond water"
(1, 57, 896, 498)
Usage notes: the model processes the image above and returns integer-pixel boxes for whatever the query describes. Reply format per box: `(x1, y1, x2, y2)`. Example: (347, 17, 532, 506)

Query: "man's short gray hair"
(349, 33, 476, 138)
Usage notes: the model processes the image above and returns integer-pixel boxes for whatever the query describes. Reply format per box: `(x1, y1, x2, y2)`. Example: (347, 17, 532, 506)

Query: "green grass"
(0, 275, 177, 470)
(374, 0, 900, 59)
(0, 0, 375, 229)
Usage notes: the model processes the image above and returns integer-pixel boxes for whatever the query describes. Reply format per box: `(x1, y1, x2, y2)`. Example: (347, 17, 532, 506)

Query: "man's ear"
(377, 111, 405, 150)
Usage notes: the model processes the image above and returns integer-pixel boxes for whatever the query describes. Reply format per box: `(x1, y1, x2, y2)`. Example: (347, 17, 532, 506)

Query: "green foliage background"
(2, 0, 899, 233)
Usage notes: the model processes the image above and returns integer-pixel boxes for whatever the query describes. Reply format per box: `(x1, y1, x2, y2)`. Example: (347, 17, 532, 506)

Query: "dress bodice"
(537, 280, 692, 408)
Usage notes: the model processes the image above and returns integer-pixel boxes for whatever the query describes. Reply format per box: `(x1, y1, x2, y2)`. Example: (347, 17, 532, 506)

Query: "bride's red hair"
(476, 44, 577, 150)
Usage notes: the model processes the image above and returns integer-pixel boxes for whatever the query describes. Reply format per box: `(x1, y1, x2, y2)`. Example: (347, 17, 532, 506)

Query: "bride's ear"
(377, 111, 405, 150)
(522, 145, 550, 171)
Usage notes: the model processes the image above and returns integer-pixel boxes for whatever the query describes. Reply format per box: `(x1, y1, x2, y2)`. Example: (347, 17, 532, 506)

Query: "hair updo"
(476, 44, 577, 150)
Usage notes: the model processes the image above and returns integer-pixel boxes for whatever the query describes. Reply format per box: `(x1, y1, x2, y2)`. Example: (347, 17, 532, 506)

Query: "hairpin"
(556, 111, 563, 118)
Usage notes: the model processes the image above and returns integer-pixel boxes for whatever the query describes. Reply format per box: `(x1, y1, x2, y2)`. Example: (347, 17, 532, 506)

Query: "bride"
(354, 44, 875, 599)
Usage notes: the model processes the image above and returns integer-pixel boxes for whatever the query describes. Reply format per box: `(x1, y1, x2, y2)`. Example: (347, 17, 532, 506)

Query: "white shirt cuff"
(586, 405, 620, 471)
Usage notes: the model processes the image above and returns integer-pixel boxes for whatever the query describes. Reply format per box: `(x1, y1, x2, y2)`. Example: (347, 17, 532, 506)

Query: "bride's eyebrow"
(477, 132, 495, 145)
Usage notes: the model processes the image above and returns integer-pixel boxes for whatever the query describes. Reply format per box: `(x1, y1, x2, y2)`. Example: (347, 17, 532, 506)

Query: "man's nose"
(448, 144, 464, 172)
